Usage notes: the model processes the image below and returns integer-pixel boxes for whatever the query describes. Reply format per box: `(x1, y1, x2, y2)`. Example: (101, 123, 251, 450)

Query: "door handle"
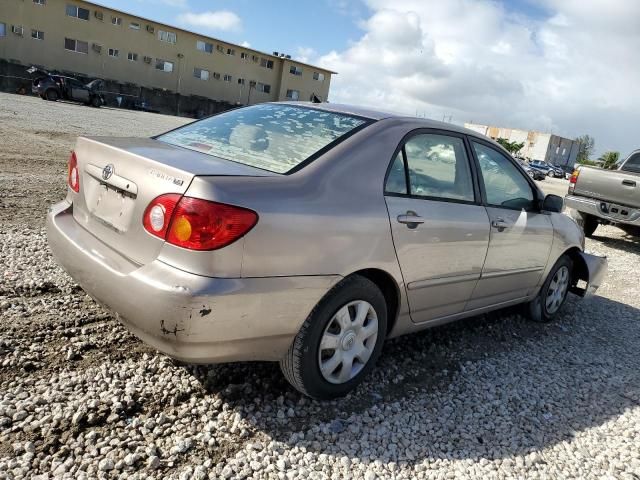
(622, 179, 636, 187)
(397, 212, 425, 228)
(491, 218, 508, 232)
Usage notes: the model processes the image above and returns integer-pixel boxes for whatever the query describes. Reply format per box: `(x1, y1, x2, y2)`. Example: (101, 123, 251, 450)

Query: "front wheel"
(91, 96, 102, 108)
(280, 275, 387, 399)
(45, 89, 58, 101)
(525, 255, 573, 323)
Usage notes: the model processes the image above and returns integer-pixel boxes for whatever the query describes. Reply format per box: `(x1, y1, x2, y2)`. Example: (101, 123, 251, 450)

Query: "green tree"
(575, 134, 595, 163)
(496, 138, 525, 155)
(599, 151, 620, 170)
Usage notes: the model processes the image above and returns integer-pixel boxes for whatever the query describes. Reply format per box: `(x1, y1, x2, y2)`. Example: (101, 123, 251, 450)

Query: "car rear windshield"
(157, 104, 371, 174)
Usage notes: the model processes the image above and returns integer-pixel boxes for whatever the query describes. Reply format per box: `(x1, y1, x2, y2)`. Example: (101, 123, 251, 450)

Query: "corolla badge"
(102, 164, 115, 180)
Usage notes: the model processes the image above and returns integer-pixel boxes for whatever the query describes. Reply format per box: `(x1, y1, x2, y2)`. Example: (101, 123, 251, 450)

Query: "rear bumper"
(566, 195, 640, 226)
(47, 201, 341, 363)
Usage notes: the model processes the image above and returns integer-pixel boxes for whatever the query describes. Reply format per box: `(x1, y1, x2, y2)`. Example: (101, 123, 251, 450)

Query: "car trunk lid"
(71, 136, 275, 265)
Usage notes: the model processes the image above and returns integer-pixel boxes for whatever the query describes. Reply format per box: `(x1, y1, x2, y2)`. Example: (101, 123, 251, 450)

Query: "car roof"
(275, 101, 489, 139)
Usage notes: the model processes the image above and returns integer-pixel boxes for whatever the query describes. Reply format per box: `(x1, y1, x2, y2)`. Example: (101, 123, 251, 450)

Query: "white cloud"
(177, 10, 242, 32)
(295, 47, 317, 63)
(240, 41, 251, 48)
(316, 0, 640, 156)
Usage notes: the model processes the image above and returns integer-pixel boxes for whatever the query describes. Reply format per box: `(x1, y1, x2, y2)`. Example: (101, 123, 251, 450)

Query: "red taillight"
(142, 194, 182, 239)
(568, 169, 579, 194)
(143, 195, 258, 251)
(569, 169, 579, 184)
(67, 151, 80, 193)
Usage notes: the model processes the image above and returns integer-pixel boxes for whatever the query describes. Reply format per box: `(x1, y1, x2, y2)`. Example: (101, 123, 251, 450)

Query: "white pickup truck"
(565, 149, 640, 237)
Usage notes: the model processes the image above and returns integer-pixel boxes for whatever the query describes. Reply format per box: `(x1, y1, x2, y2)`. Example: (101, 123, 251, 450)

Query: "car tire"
(280, 275, 387, 400)
(576, 213, 599, 237)
(546, 170, 553, 177)
(91, 96, 102, 108)
(45, 89, 58, 101)
(525, 255, 573, 323)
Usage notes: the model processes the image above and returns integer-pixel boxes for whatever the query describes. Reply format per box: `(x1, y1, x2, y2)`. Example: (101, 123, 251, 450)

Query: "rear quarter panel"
(186, 119, 408, 280)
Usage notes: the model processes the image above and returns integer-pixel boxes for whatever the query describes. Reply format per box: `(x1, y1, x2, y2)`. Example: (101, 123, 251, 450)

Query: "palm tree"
(598, 151, 620, 170)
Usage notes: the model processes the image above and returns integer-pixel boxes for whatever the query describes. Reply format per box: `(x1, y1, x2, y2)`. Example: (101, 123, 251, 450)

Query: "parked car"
(566, 150, 640, 238)
(518, 160, 546, 180)
(549, 164, 566, 178)
(29, 67, 104, 107)
(47, 103, 607, 399)
(530, 160, 559, 177)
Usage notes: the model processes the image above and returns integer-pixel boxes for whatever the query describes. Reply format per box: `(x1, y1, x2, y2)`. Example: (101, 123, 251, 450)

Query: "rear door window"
(385, 133, 475, 202)
(157, 104, 371, 174)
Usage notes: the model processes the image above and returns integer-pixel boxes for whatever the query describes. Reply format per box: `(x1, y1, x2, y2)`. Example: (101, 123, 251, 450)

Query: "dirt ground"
(0, 93, 190, 228)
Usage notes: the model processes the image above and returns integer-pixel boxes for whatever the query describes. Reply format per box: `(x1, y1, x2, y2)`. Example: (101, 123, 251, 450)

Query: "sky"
(98, 0, 639, 157)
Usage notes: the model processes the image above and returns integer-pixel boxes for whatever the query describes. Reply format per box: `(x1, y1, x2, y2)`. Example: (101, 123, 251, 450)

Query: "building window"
(33, 0, 46, 5)
(237, 78, 245, 85)
(64, 37, 88, 54)
(108, 48, 119, 57)
(157, 30, 176, 44)
(193, 67, 209, 80)
(155, 59, 174, 72)
(251, 55, 259, 62)
(196, 40, 213, 53)
(129, 22, 140, 30)
(562, 148, 566, 155)
(0, 23, 5, 37)
(127, 52, 138, 61)
(31, 29, 44, 40)
(111, 16, 122, 26)
(66, 5, 90, 20)
(286, 89, 300, 100)
(256, 83, 271, 94)
(226, 48, 235, 56)
(216, 44, 224, 53)
(260, 58, 274, 69)
(212, 72, 220, 80)
(223, 74, 232, 82)
(289, 65, 303, 76)
(313, 72, 325, 82)
(240, 52, 248, 59)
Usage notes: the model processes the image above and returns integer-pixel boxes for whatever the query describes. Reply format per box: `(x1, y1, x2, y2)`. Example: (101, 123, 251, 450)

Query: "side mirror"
(543, 194, 564, 213)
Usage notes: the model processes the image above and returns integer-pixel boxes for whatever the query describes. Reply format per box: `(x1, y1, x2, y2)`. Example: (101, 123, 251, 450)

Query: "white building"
(464, 123, 579, 167)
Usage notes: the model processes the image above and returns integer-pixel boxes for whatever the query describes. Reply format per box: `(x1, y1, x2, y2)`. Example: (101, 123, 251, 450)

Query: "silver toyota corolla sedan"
(47, 102, 607, 399)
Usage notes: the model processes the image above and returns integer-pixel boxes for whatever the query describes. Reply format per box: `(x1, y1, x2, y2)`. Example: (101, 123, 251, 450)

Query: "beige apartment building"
(0, 0, 334, 105)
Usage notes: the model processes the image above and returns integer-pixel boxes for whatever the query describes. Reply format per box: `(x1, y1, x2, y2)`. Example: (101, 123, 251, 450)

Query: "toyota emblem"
(102, 164, 114, 181)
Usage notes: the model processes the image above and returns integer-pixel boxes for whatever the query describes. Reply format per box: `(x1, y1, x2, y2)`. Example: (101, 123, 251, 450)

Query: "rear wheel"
(578, 213, 599, 237)
(525, 255, 573, 323)
(91, 96, 102, 108)
(45, 89, 58, 101)
(280, 275, 387, 399)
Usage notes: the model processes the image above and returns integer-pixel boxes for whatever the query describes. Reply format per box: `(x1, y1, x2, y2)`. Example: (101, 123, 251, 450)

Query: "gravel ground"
(1, 92, 640, 479)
